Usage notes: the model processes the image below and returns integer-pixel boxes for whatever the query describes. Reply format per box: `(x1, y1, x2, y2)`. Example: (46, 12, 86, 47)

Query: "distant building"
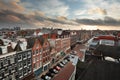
(14, 27, 21, 31)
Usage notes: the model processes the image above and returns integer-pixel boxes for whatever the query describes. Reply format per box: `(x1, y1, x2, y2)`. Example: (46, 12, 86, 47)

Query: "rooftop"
(52, 62, 75, 80)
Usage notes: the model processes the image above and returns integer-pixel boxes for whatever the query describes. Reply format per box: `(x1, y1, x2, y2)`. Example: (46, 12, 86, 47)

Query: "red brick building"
(42, 38, 51, 71)
(32, 39, 43, 72)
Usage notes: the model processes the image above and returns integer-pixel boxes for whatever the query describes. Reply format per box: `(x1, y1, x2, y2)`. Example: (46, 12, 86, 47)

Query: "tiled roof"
(52, 62, 75, 80)
(97, 35, 116, 40)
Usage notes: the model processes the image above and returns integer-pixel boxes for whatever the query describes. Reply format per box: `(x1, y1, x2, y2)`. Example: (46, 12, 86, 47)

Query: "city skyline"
(0, 0, 120, 30)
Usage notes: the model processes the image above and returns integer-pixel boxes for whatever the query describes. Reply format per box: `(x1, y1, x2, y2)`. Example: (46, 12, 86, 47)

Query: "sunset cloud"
(88, 7, 107, 15)
(0, 0, 120, 30)
(0, 0, 24, 12)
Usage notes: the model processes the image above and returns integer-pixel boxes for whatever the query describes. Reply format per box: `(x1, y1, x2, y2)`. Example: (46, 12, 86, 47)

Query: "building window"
(0, 59, 3, 68)
(23, 61, 27, 67)
(0, 72, 2, 79)
(8, 66, 12, 74)
(11, 65, 15, 73)
(18, 54, 22, 61)
(33, 58, 35, 63)
(5, 76, 9, 80)
(4, 58, 8, 66)
(36, 44, 39, 48)
(35, 57, 37, 62)
(43, 53, 45, 57)
(28, 66, 31, 73)
(27, 52, 31, 58)
(18, 62, 22, 70)
(8, 75, 12, 80)
(23, 68, 27, 75)
(19, 70, 23, 78)
(45, 58, 47, 63)
(4, 67, 9, 76)
(10, 55, 15, 64)
(37, 56, 39, 61)
(37, 63, 39, 69)
(7, 57, 10, 65)
(33, 63, 37, 70)
(33, 50, 36, 55)
(39, 49, 42, 54)
(36, 49, 39, 54)
(39, 62, 42, 67)
(23, 53, 27, 59)
(28, 59, 31, 65)
(40, 55, 42, 60)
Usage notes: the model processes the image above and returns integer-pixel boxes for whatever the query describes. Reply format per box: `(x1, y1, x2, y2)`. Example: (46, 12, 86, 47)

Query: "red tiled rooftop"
(97, 35, 116, 40)
(52, 62, 75, 80)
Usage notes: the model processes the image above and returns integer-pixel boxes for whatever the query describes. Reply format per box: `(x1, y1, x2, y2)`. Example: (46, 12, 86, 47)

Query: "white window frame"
(27, 52, 31, 58)
(18, 54, 22, 61)
(23, 53, 27, 60)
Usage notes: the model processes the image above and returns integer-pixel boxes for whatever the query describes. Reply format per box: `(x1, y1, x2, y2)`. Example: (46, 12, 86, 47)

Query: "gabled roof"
(26, 36, 44, 49)
(26, 37, 36, 49)
(52, 62, 75, 80)
(14, 41, 22, 51)
(97, 35, 116, 40)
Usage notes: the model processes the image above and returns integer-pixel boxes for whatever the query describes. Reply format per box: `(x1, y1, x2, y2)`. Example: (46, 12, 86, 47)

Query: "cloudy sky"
(0, 0, 120, 30)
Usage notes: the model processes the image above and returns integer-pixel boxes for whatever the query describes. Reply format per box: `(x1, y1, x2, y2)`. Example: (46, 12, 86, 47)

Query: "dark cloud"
(0, 0, 24, 12)
(0, 10, 29, 22)
(0, 9, 74, 29)
(75, 16, 120, 26)
(47, 18, 67, 24)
